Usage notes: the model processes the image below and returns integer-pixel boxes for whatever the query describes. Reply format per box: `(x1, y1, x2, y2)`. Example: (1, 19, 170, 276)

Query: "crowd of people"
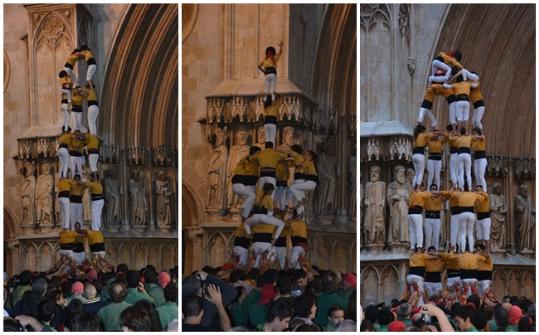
(4, 262, 179, 331)
(360, 50, 535, 332)
(183, 265, 356, 331)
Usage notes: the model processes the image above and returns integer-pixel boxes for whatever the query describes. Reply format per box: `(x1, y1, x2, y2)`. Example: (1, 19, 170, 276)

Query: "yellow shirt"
(431, 84, 455, 98)
(259, 195, 274, 212)
(68, 134, 86, 153)
(252, 149, 288, 169)
(303, 160, 317, 177)
(72, 92, 84, 107)
(441, 252, 460, 270)
(409, 191, 430, 208)
(58, 179, 71, 193)
(439, 52, 462, 69)
(86, 88, 97, 101)
(414, 133, 433, 148)
(409, 253, 427, 267)
(259, 54, 280, 70)
(233, 157, 258, 176)
(448, 134, 459, 150)
(458, 252, 480, 271)
(235, 222, 249, 238)
(59, 230, 77, 244)
(475, 192, 490, 213)
(425, 255, 445, 273)
(252, 223, 276, 234)
(477, 255, 493, 271)
(470, 84, 483, 103)
(66, 53, 79, 66)
(58, 133, 72, 146)
(87, 230, 104, 245)
(276, 160, 289, 182)
(425, 193, 444, 212)
(453, 81, 472, 96)
(290, 219, 307, 238)
(264, 103, 280, 118)
(427, 138, 445, 154)
(87, 181, 103, 196)
(60, 76, 73, 88)
(455, 135, 472, 149)
(69, 180, 86, 197)
(86, 134, 100, 150)
(80, 50, 95, 61)
(448, 191, 486, 208)
(471, 137, 485, 151)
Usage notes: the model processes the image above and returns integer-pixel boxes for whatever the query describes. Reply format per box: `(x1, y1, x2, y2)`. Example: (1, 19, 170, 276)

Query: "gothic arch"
(100, 4, 178, 149)
(182, 182, 205, 227)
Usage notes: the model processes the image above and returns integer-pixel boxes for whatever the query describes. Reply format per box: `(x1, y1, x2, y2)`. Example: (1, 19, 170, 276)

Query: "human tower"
(404, 50, 493, 306)
(56, 47, 108, 270)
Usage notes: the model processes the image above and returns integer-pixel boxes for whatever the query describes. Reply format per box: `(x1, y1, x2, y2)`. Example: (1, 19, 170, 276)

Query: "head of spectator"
(127, 270, 140, 289)
(64, 299, 84, 331)
(71, 281, 84, 298)
(327, 304, 345, 327)
(121, 303, 153, 331)
(494, 303, 509, 331)
(110, 281, 128, 303)
(84, 283, 98, 300)
(264, 300, 292, 332)
(71, 312, 101, 331)
(294, 294, 317, 320)
(508, 305, 523, 326)
(144, 269, 159, 286)
(467, 294, 481, 310)
(472, 308, 488, 331)
(335, 319, 357, 332)
(276, 275, 292, 297)
(321, 270, 339, 294)
(518, 316, 533, 331)
(182, 275, 202, 298)
(342, 272, 356, 290)
(293, 269, 308, 292)
(19, 270, 32, 286)
(398, 302, 411, 320)
(182, 296, 204, 325)
(116, 263, 129, 275)
(37, 299, 56, 325)
(378, 307, 394, 329)
(32, 277, 48, 298)
(133, 300, 162, 331)
(455, 304, 476, 331)
(164, 283, 178, 303)
(159, 271, 171, 289)
(364, 304, 378, 324)
(388, 320, 406, 332)
(46, 289, 66, 307)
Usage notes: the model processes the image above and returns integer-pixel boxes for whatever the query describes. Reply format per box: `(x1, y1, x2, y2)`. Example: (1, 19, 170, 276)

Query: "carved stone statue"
(226, 130, 250, 209)
(349, 154, 356, 218)
(129, 170, 148, 227)
(21, 163, 36, 226)
(387, 165, 409, 243)
(207, 127, 228, 211)
(405, 167, 415, 194)
(35, 163, 53, 229)
(364, 165, 386, 244)
(489, 183, 507, 251)
(277, 126, 295, 151)
(360, 182, 365, 247)
(82, 181, 92, 224)
(514, 184, 535, 252)
(255, 126, 265, 150)
(317, 139, 338, 216)
(104, 169, 121, 226)
(155, 171, 172, 228)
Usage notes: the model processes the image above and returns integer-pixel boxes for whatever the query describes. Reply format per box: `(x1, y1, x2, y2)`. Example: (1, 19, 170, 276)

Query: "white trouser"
(289, 180, 316, 201)
(424, 217, 441, 250)
(417, 108, 437, 129)
(252, 241, 272, 268)
(61, 103, 70, 132)
(89, 153, 99, 173)
(462, 278, 478, 297)
(264, 73, 277, 100)
(70, 156, 84, 177)
(244, 214, 285, 240)
(450, 153, 458, 188)
(233, 246, 249, 268)
(408, 214, 424, 249)
(455, 100, 470, 122)
(459, 211, 476, 252)
(275, 246, 286, 269)
(450, 212, 461, 249)
(474, 158, 488, 192)
(472, 106, 485, 129)
(74, 252, 85, 265)
(448, 102, 458, 125)
(88, 105, 99, 135)
(427, 159, 442, 190)
(91, 199, 104, 230)
(257, 176, 276, 199)
(87, 64, 97, 82)
(92, 251, 106, 259)
(476, 217, 491, 241)
(70, 202, 83, 229)
(425, 281, 442, 299)
(61, 88, 72, 104)
(457, 153, 472, 191)
(264, 123, 277, 146)
(72, 111, 83, 131)
(59, 197, 70, 229)
(478, 279, 492, 295)
(59, 249, 74, 259)
(447, 276, 461, 291)
(64, 67, 78, 86)
(290, 245, 305, 269)
(232, 183, 256, 218)
(406, 274, 425, 305)
(412, 153, 426, 188)
(275, 186, 289, 211)
(58, 148, 70, 178)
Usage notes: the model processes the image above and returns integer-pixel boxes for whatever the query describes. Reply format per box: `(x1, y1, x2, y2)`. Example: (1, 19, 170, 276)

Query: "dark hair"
(65, 299, 84, 330)
(293, 269, 307, 281)
(265, 141, 274, 149)
(79, 45, 90, 51)
(460, 127, 466, 135)
(321, 270, 339, 294)
(472, 127, 482, 135)
(246, 268, 260, 282)
(265, 300, 292, 322)
(364, 304, 378, 323)
(494, 304, 508, 331)
(457, 304, 475, 323)
(38, 299, 56, 322)
(427, 246, 436, 252)
(413, 124, 426, 140)
(265, 46, 276, 56)
(164, 283, 178, 303)
(296, 323, 320, 331)
(144, 270, 158, 284)
(263, 183, 275, 194)
(72, 48, 81, 53)
(249, 146, 261, 155)
(182, 275, 202, 298)
(450, 302, 462, 319)
(19, 270, 32, 286)
(132, 300, 162, 331)
(510, 296, 520, 306)
(109, 281, 128, 303)
(328, 304, 345, 317)
(59, 70, 68, 78)
(305, 277, 323, 296)
(127, 270, 140, 288)
(378, 307, 393, 326)
(3, 318, 25, 332)
(347, 290, 357, 321)
(430, 184, 438, 191)
(360, 319, 374, 331)
(454, 50, 462, 62)
(291, 144, 303, 154)
(518, 316, 533, 331)
(264, 96, 273, 107)
(120, 304, 153, 331)
(116, 263, 129, 274)
(472, 308, 488, 330)
(71, 312, 101, 331)
(32, 277, 48, 297)
(293, 294, 316, 318)
(446, 124, 454, 132)
(183, 296, 204, 318)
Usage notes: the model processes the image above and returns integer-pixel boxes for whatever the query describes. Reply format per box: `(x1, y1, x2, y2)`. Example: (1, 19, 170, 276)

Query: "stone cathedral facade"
(182, 4, 357, 275)
(4, 4, 178, 274)
(360, 4, 535, 306)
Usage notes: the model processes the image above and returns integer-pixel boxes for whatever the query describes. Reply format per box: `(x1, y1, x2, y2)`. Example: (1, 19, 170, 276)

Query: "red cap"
(388, 320, 407, 332)
(158, 271, 171, 289)
(343, 272, 356, 288)
(508, 305, 523, 325)
(87, 269, 97, 282)
(222, 263, 234, 271)
(71, 281, 84, 295)
(259, 283, 277, 305)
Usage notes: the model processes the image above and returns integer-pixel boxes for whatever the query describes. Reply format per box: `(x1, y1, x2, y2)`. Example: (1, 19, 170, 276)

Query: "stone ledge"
(360, 121, 412, 137)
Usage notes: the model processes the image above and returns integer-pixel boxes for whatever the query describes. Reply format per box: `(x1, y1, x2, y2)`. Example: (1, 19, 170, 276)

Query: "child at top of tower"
(258, 41, 284, 104)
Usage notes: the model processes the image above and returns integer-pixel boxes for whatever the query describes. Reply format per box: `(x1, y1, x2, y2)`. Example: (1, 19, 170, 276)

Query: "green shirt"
(467, 325, 479, 332)
(146, 283, 165, 307)
(11, 285, 31, 307)
(323, 322, 337, 331)
(314, 292, 346, 327)
(97, 301, 131, 331)
(377, 324, 389, 332)
(506, 324, 518, 332)
(125, 288, 155, 305)
(156, 302, 178, 329)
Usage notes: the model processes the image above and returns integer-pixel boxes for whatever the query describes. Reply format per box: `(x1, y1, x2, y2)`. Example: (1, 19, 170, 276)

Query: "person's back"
(315, 272, 346, 327)
(11, 277, 48, 318)
(156, 283, 178, 329)
(82, 283, 107, 315)
(97, 282, 131, 331)
(145, 271, 165, 307)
